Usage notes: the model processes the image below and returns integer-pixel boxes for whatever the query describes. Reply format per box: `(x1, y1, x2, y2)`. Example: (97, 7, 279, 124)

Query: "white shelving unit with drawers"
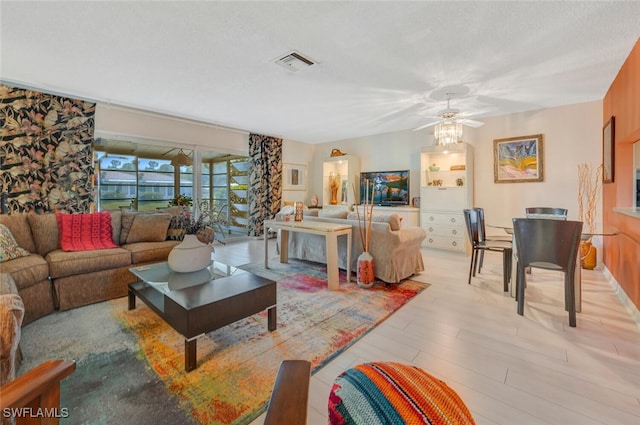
(420, 143, 474, 253)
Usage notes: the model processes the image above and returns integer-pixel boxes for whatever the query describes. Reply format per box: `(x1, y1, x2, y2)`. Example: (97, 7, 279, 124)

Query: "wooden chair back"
(264, 360, 311, 425)
(0, 360, 75, 425)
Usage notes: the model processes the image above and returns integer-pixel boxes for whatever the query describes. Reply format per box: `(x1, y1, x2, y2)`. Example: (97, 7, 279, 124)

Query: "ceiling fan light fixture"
(434, 120, 463, 145)
(171, 149, 192, 167)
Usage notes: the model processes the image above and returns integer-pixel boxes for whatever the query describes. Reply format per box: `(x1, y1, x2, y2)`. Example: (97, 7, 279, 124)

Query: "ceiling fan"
(413, 96, 484, 132)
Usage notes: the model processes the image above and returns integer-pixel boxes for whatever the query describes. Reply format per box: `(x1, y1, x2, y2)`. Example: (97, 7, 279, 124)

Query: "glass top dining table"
(488, 222, 618, 240)
(487, 221, 618, 313)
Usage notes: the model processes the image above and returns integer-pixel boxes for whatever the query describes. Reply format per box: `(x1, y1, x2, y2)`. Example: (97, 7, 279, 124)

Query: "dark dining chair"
(475, 207, 511, 273)
(463, 209, 512, 291)
(524, 207, 568, 274)
(512, 218, 583, 327)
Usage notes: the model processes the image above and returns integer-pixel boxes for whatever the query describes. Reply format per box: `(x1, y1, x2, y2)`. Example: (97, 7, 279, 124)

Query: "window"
(228, 157, 249, 231)
(95, 145, 247, 240)
(200, 163, 211, 203)
(137, 158, 175, 211)
(97, 153, 193, 212)
(201, 156, 249, 236)
(97, 153, 137, 211)
(211, 160, 229, 211)
(178, 164, 193, 204)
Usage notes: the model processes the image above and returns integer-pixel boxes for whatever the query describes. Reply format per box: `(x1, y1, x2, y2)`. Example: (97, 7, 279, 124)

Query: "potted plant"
(169, 194, 193, 207)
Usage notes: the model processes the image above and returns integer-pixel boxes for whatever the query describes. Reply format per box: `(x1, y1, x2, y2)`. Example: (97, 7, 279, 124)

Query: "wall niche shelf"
(322, 155, 360, 208)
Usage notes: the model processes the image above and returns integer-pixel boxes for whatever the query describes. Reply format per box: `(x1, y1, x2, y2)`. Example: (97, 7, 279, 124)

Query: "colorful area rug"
(18, 259, 428, 425)
(118, 259, 428, 424)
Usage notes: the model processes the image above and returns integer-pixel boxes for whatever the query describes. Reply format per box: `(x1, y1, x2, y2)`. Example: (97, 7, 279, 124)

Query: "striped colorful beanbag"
(329, 362, 475, 425)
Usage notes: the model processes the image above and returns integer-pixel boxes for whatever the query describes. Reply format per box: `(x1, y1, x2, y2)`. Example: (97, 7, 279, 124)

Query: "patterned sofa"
(0, 210, 180, 325)
(0, 210, 184, 389)
(0, 273, 23, 387)
(279, 209, 427, 283)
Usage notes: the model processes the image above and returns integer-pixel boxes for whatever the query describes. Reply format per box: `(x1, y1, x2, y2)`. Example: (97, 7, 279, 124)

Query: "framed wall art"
(493, 134, 544, 183)
(602, 116, 615, 184)
(283, 163, 307, 190)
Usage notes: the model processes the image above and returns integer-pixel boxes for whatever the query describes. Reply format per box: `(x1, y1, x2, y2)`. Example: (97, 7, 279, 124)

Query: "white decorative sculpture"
(168, 234, 212, 273)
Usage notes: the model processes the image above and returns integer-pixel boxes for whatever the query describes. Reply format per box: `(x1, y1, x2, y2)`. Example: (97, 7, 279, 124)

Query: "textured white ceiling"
(1, 1, 639, 143)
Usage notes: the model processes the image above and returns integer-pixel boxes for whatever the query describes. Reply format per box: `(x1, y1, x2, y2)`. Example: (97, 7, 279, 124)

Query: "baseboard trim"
(603, 265, 640, 329)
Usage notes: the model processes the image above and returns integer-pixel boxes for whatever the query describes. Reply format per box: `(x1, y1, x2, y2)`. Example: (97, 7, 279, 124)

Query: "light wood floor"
(213, 238, 640, 425)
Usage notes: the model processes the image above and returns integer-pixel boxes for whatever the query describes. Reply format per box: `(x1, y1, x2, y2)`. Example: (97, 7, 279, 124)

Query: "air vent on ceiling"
(273, 51, 316, 72)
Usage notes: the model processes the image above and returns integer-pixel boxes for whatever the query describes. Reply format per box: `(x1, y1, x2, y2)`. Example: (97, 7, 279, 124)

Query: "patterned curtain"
(0, 84, 96, 214)
(247, 133, 282, 236)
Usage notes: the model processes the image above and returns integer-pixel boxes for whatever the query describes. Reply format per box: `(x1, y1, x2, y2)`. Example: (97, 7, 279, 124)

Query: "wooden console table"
(264, 220, 352, 290)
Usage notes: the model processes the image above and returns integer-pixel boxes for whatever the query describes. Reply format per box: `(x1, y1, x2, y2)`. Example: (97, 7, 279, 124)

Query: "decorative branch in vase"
(577, 163, 602, 269)
(353, 181, 375, 288)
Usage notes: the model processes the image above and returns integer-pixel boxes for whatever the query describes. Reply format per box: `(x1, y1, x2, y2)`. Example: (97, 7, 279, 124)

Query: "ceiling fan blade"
(459, 118, 484, 128)
(413, 120, 440, 131)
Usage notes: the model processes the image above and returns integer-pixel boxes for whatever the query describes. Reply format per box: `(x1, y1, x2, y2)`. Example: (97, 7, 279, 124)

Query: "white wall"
(468, 101, 602, 228)
(282, 139, 315, 204)
(310, 130, 428, 205)
(310, 100, 604, 246)
(96, 103, 249, 155)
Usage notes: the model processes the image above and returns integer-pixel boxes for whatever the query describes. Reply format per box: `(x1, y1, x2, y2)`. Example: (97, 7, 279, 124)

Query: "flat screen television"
(359, 170, 410, 206)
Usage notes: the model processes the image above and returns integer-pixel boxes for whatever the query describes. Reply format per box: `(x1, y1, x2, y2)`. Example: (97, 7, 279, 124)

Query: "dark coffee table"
(129, 261, 276, 372)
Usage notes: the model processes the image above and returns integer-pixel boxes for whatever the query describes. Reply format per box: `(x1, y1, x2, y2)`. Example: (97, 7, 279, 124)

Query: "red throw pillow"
(56, 212, 118, 252)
